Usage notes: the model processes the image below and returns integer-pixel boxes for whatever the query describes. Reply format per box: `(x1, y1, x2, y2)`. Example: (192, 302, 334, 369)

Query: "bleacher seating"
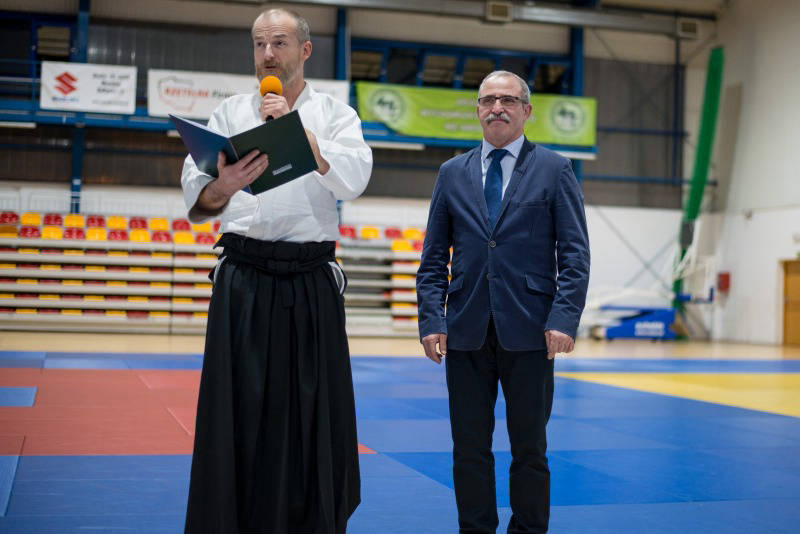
(0, 211, 423, 336)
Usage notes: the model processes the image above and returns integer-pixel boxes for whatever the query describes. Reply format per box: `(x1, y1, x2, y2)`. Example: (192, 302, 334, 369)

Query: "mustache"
(486, 112, 510, 123)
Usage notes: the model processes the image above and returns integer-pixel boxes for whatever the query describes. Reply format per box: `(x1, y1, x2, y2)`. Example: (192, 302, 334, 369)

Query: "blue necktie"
(484, 148, 507, 229)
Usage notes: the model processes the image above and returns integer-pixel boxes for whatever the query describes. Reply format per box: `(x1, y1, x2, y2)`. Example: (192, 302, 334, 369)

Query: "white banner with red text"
(147, 69, 350, 119)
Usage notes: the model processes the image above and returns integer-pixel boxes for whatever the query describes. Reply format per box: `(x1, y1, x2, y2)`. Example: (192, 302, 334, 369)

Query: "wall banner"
(40, 61, 137, 114)
(356, 81, 596, 146)
(148, 69, 350, 119)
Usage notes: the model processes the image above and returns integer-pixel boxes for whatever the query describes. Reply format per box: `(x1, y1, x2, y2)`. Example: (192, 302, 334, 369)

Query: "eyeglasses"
(477, 95, 527, 107)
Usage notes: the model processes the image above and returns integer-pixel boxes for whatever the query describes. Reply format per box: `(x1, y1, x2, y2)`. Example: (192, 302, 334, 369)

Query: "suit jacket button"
(488, 240, 496, 248)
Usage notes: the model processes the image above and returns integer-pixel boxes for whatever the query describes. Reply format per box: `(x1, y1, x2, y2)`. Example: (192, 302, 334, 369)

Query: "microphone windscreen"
(260, 76, 283, 96)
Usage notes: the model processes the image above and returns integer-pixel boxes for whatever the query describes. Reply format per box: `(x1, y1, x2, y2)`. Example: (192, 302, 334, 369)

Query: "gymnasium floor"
(0, 334, 799, 533)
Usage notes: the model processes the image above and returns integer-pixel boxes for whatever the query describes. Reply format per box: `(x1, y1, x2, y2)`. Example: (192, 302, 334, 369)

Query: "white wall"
(684, 0, 800, 343)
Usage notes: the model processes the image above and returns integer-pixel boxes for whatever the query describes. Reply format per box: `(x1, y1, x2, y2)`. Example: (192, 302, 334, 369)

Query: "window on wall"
(351, 50, 383, 80)
(461, 57, 495, 88)
(385, 48, 418, 85)
(349, 39, 574, 95)
(533, 63, 568, 94)
(421, 55, 457, 86)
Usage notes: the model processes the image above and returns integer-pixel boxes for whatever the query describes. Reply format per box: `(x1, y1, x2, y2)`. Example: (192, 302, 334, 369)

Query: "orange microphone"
(260, 76, 283, 121)
(260, 75, 283, 97)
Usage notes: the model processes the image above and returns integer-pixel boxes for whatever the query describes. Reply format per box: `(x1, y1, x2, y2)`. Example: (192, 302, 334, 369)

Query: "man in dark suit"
(416, 70, 590, 533)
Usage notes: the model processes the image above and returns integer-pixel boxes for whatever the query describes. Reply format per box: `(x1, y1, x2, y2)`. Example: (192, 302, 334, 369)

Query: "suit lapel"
(495, 140, 535, 228)
(467, 148, 489, 227)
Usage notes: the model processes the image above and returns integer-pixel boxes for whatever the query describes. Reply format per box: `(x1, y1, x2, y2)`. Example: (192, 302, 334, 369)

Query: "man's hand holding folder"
(199, 150, 269, 213)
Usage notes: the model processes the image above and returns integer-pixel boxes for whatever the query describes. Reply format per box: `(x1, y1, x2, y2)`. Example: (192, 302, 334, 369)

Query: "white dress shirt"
(181, 82, 373, 242)
(480, 133, 525, 199)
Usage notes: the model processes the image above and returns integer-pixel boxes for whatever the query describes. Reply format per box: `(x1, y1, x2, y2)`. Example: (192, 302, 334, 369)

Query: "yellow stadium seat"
(20, 212, 42, 226)
(130, 229, 151, 242)
(107, 216, 127, 229)
(149, 217, 169, 231)
(174, 231, 195, 245)
(64, 214, 85, 228)
(192, 222, 212, 233)
(391, 239, 414, 252)
(0, 225, 17, 238)
(402, 227, 424, 240)
(86, 227, 107, 241)
(360, 226, 381, 240)
(42, 226, 63, 240)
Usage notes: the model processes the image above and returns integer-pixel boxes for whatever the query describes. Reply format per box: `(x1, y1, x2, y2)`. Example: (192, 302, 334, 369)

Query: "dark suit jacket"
(416, 139, 590, 351)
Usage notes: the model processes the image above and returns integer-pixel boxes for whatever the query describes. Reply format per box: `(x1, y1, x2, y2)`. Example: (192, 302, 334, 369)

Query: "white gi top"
(181, 82, 373, 242)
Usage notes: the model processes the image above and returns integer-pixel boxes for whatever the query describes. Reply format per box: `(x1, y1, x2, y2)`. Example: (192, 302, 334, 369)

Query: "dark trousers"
(445, 319, 554, 534)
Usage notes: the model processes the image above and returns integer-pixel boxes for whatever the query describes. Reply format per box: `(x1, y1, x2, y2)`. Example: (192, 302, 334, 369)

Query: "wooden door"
(785, 260, 800, 345)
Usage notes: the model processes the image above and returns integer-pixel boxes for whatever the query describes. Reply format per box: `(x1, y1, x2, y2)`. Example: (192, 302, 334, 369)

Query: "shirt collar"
(481, 134, 525, 163)
(292, 81, 313, 110)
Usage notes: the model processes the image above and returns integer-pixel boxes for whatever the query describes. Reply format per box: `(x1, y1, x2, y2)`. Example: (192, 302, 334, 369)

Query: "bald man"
(181, 9, 371, 534)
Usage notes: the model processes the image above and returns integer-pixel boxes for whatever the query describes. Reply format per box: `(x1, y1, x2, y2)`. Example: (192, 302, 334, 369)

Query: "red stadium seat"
(172, 219, 191, 231)
(43, 213, 63, 226)
(152, 230, 172, 243)
(339, 225, 356, 239)
(195, 232, 216, 245)
(129, 217, 147, 229)
(385, 227, 403, 239)
(19, 226, 41, 238)
(108, 229, 129, 241)
(213, 220, 221, 233)
(86, 214, 106, 227)
(0, 211, 19, 224)
(64, 227, 85, 240)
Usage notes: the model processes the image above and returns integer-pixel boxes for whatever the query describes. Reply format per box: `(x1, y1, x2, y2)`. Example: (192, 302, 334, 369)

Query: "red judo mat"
(0, 368, 375, 456)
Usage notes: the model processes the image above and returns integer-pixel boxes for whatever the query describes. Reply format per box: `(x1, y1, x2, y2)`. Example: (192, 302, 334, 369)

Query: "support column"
(335, 8, 348, 81)
(569, 26, 584, 182)
(69, 0, 89, 213)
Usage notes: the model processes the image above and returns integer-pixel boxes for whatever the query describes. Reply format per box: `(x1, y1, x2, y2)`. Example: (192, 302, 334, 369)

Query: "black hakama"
(185, 234, 360, 534)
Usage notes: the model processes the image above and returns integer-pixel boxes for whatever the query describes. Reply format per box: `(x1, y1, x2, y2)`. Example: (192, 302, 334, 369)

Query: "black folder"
(169, 110, 318, 195)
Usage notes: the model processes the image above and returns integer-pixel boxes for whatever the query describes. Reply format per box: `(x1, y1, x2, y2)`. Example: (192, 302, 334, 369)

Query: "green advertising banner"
(356, 82, 596, 146)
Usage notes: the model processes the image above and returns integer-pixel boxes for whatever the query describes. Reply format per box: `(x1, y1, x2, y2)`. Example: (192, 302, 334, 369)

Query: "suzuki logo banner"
(40, 61, 137, 114)
(148, 69, 350, 120)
